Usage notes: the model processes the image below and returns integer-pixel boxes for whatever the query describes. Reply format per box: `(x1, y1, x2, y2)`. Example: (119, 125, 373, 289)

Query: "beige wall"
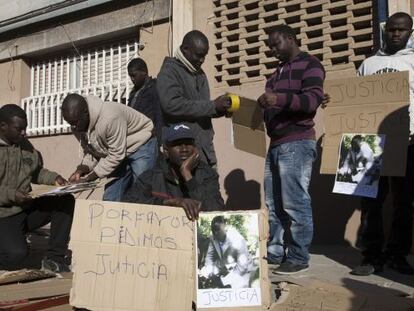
(139, 22, 171, 77)
(26, 2, 412, 248)
(0, 59, 30, 106)
(388, 0, 412, 15)
(192, 0, 412, 248)
(27, 21, 172, 201)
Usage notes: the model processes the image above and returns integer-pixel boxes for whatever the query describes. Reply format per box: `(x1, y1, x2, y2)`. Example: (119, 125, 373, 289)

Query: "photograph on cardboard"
(333, 133, 385, 198)
(196, 212, 261, 308)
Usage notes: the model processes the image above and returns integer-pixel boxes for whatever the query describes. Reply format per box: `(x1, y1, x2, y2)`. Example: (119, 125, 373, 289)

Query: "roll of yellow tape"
(227, 94, 240, 112)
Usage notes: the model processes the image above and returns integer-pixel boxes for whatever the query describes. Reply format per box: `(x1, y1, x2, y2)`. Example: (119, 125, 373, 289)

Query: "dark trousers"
(360, 145, 414, 259)
(0, 195, 74, 270)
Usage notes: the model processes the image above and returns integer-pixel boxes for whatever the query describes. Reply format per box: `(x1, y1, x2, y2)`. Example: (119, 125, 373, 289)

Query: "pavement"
(269, 245, 414, 310)
(1, 232, 414, 310)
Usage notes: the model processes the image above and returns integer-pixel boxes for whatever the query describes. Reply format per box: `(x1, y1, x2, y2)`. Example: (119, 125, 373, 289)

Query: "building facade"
(0, 0, 412, 246)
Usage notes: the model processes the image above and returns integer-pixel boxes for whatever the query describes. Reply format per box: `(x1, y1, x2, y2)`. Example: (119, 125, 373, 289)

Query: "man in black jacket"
(122, 123, 224, 220)
(128, 58, 162, 143)
(157, 30, 230, 167)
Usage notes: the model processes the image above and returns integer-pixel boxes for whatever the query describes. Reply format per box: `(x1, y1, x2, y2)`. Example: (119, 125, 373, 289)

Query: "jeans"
(103, 137, 157, 201)
(360, 144, 414, 259)
(0, 195, 75, 270)
(264, 139, 317, 265)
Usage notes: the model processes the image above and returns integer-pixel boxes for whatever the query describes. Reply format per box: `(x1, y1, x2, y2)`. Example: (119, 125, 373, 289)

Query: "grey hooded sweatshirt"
(157, 57, 218, 166)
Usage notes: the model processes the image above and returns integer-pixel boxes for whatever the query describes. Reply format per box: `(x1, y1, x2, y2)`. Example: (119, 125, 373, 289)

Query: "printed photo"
(196, 212, 261, 308)
(333, 134, 385, 198)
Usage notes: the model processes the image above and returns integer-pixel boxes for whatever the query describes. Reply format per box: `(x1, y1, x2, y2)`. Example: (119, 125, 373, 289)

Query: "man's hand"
(257, 92, 277, 109)
(15, 190, 33, 205)
(321, 93, 330, 109)
(68, 165, 90, 183)
(80, 171, 99, 183)
(214, 95, 230, 114)
(55, 175, 68, 186)
(180, 149, 200, 182)
(164, 198, 201, 221)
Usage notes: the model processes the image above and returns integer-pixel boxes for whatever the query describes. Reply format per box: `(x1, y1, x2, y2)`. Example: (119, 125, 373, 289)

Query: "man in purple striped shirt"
(258, 25, 325, 275)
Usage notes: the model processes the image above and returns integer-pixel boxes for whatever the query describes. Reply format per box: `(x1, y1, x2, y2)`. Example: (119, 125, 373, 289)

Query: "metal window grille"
(22, 40, 140, 136)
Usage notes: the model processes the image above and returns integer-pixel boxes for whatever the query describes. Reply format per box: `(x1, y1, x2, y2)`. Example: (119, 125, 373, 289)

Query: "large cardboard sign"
(321, 71, 410, 176)
(196, 210, 271, 310)
(69, 200, 194, 311)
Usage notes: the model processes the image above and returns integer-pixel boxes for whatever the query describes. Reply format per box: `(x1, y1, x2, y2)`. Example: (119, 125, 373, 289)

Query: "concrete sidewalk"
(269, 245, 414, 310)
(2, 235, 413, 310)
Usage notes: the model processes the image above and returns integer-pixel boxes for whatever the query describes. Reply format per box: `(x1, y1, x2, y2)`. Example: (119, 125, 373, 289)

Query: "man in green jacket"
(0, 104, 74, 272)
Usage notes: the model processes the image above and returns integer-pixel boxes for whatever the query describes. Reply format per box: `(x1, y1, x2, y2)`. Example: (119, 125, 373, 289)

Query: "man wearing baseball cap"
(122, 123, 224, 220)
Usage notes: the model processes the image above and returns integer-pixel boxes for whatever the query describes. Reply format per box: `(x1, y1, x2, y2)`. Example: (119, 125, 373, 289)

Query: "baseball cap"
(163, 123, 195, 145)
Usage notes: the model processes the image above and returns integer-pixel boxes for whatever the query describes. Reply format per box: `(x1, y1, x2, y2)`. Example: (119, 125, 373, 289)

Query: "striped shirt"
(264, 52, 325, 145)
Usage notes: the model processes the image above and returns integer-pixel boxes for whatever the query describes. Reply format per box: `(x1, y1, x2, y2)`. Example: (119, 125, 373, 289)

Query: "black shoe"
(265, 257, 281, 269)
(351, 258, 383, 276)
(41, 257, 71, 273)
(273, 262, 309, 275)
(388, 256, 414, 275)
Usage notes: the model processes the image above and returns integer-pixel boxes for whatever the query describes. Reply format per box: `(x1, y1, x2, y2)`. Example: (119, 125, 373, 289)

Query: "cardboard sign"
(321, 71, 410, 176)
(232, 96, 266, 158)
(69, 200, 194, 311)
(196, 210, 271, 311)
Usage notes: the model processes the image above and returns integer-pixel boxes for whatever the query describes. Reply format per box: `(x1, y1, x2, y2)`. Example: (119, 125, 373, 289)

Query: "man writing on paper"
(0, 104, 74, 272)
(258, 25, 325, 274)
(199, 216, 255, 288)
(122, 123, 224, 221)
(350, 12, 414, 276)
(157, 30, 231, 168)
(62, 94, 156, 201)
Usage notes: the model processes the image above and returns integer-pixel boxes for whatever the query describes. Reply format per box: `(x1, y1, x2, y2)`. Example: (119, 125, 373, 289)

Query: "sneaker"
(265, 256, 282, 269)
(351, 258, 383, 276)
(273, 262, 309, 275)
(41, 257, 71, 273)
(388, 256, 414, 275)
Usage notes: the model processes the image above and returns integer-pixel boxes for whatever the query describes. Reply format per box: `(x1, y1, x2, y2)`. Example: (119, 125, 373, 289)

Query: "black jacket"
(157, 57, 218, 166)
(122, 158, 225, 211)
(128, 77, 163, 143)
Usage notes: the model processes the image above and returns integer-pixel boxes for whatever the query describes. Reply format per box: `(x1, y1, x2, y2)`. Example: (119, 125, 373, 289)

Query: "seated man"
(122, 123, 225, 220)
(0, 104, 74, 272)
(62, 93, 156, 201)
(200, 216, 254, 288)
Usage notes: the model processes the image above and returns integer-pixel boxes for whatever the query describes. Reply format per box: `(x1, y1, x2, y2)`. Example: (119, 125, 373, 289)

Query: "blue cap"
(163, 123, 195, 144)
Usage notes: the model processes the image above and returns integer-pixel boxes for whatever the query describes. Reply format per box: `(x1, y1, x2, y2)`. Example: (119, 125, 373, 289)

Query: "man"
(199, 216, 255, 289)
(62, 93, 156, 201)
(338, 135, 375, 183)
(127, 58, 163, 143)
(122, 123, 224, 221)
(0, 104, 74, 272)
(351, 12, 414, 276)
(157, 30, 230, 168)
(258, 25, 325, 274)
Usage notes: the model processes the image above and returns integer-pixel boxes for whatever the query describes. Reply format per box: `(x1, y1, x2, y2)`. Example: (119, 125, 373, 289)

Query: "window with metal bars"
(22, 40, 141, 136)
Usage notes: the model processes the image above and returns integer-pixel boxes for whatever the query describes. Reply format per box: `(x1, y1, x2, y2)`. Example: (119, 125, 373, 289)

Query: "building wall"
(138, 22, 171, 77)
(388, 0, 413, 15)
(27, 20, 172, 200)
(0, 0, 170, 61)
(0, 59, 30, 106)
(11, 0, 412, 247)
(193, 0, 410, 248)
